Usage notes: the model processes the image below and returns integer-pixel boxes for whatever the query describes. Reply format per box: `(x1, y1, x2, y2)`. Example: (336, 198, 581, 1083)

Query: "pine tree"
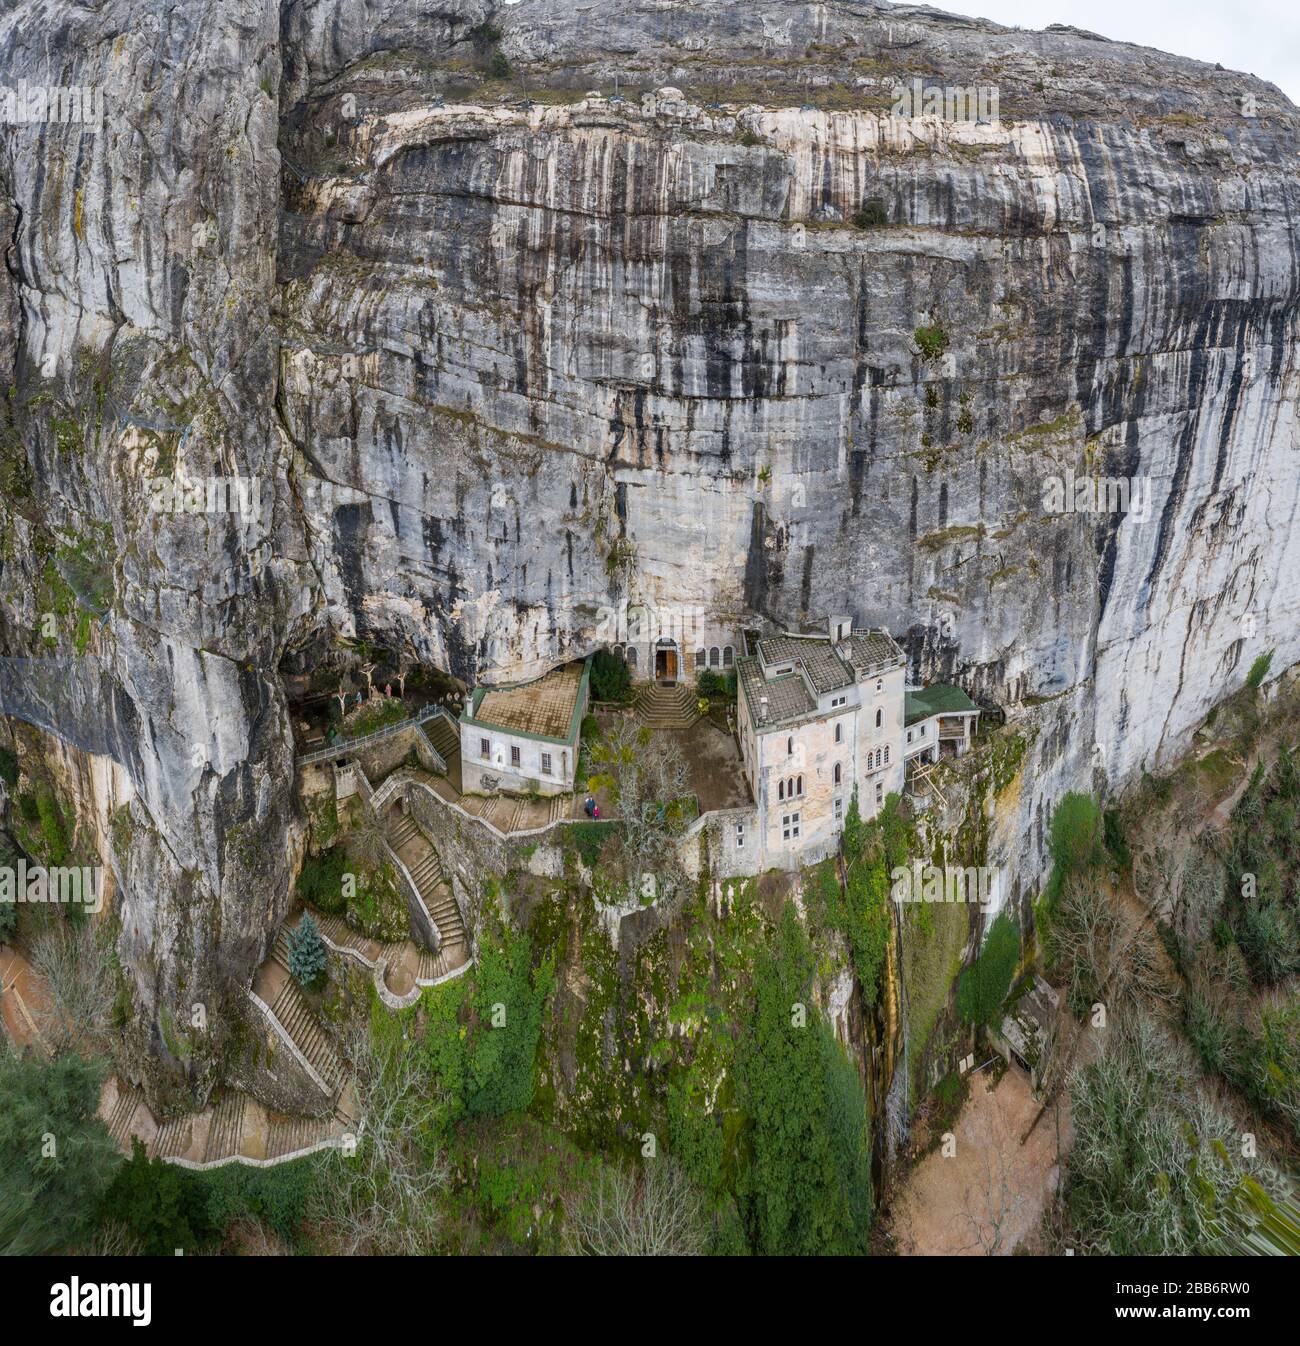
(288, 912, 327, 990)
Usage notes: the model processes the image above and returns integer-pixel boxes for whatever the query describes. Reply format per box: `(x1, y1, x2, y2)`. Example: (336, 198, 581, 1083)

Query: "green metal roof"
(905, 683, 980, 726)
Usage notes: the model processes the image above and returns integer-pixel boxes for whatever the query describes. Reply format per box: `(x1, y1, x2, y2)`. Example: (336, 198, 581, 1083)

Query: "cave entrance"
(654, 641, 678, 684)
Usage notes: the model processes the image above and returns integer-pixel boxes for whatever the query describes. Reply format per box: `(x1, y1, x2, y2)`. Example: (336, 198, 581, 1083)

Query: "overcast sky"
(960, 0, 1300, 104)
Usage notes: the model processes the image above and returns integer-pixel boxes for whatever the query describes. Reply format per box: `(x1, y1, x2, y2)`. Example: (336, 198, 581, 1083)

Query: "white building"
(734, 619, 979, 870)
(459, 658, 590, 797)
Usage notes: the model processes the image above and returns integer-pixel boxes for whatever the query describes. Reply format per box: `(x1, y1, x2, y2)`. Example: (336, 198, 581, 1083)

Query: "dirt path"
(887, 1066, 1071, 1255)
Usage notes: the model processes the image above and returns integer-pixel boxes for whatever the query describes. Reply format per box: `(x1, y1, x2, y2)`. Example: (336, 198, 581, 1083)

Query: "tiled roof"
(755, 635, 854, 694)
(846, 629, 906, 673)
(905, 683, 980, 726)
(472, 662, 585, 740)
(737, 656, 816, 728)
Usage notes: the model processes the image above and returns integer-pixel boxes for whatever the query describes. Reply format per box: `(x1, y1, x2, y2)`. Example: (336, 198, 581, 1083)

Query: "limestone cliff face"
(2, 0, 1298, 1103)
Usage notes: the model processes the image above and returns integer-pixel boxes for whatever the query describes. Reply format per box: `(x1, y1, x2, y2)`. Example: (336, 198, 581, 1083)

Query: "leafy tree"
(589, 650, 632, 703)
(287, 912, 327, 989)
(738, 903, 872, 1254)
(0, 1051, 120, 1254)
(98, 1138, 215, 1254)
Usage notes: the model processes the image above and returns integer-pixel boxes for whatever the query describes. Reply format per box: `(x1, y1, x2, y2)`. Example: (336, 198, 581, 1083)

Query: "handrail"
(295, 703, 453, 766)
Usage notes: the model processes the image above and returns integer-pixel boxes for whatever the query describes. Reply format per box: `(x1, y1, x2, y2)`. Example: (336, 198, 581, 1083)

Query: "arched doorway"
(654, 638, 678, 684)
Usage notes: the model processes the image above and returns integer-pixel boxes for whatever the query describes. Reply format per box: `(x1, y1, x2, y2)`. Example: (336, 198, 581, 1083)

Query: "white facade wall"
(460, 724, 574, 796)
(740, 659, 907, 870)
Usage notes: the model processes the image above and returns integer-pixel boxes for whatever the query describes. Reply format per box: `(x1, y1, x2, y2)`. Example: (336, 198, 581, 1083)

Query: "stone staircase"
(384, 809, 470, 977)
(107, 1084, 144, 1147)
(100, 1073, 351, 1170)
(634, 681, 698, 729)
(423, 713, 460, 774)
(203, 1091, 247, 1163)
(267, 977, 347, 1099)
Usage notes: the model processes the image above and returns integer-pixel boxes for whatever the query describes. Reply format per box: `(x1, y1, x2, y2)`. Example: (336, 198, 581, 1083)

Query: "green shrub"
(1246, 649, 1274, 690)
(956, 911, 1019, 1025)
(0, 745, 17, 789)
(852, 197, 888, 228)
(835, 791, 911, 1007)
(98, 1138, 216, 1254)
(914, 324, 949, 360)
(287, 913, 328, 989)
(695, 669, 737, 701)
(1236, 898, 1299, 986)
(295, 847, 349, 914)
(569, 820, 612, 868)
(590, 650, 632, 703)
(1103, 808, 1131, 872)
(197, 1154, 321, 1243)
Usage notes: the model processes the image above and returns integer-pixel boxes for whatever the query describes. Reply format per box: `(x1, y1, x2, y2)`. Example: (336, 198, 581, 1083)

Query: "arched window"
(884, 746, 890, 764)
(695, 649, 706, 669)
(835, 722, 843, 744)
(626, 647, 638, 670)
(778, 779, 785, 801)
(833, 763, 842, 786)
(613, 644, 624, 661)
(710, 646, 721, 667)
(787, 736, 794, 756)
(723, 645, 734, 667)
(796, 774, 803, 796)
(875, 708, 883, 729)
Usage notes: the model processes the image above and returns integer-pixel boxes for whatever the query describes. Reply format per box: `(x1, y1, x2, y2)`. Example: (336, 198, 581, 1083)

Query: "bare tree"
(29, 919, 114, 1053)
(309, 1022, 448, 1256)
(957, 1087, 1027, 1255)
(586, 719, 691, 901)
(563, 1158, 707, 1256)
(346, 811, 391, 873)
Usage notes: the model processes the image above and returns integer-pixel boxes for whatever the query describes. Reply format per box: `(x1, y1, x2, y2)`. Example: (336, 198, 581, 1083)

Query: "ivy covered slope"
(368, 839, 883, 1255)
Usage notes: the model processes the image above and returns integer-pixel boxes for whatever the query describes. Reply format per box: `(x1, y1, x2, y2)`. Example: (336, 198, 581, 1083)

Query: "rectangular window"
(875, 782, 883, 806)
(782, 812, 801, 841)
(510, 745, 521, 768)
(541, 752, 552, 775)
(834, 796, 843, 822)
(735, 822, 745, 849)
(480, 738, 490, 760)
